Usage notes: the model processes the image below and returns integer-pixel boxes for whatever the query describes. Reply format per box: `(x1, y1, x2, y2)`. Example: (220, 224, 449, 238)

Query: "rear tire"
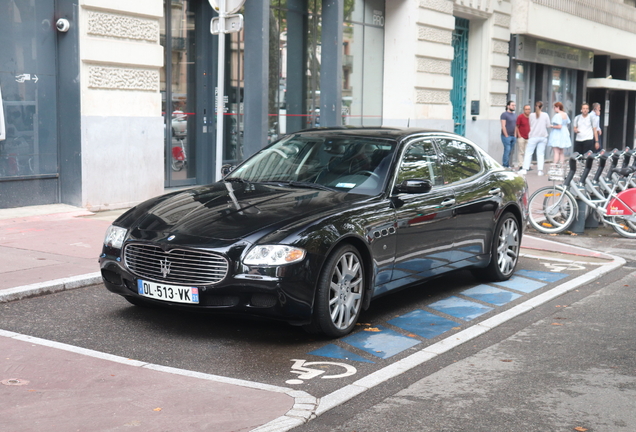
(304, 244, 365, 338)
(472, 213, 520, 282)
(172, 160, 184, 171)
(611, 216, 636, 238)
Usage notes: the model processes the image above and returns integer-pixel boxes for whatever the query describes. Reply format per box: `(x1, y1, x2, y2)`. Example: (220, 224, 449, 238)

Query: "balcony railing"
(532, 0, 636, 34)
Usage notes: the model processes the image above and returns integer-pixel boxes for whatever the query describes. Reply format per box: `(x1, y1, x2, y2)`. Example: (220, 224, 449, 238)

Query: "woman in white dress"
(548, 101, 571, 176)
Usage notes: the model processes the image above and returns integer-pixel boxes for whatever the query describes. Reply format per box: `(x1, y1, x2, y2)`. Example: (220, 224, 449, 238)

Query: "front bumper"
(99, 254, 317, 325)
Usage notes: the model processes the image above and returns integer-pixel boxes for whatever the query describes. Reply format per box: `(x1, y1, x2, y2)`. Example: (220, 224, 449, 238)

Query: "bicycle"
(527, 151, 636, 238)
(171, 138, 187, 171)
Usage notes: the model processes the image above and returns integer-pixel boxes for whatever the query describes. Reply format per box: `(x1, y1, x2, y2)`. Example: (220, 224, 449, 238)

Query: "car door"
(388, 138, 457, 290)
(435, 137, 500, 265)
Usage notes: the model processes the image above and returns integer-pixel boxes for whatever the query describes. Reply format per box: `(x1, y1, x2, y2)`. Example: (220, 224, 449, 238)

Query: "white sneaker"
(538, 170, 544, 176)
(518, 169, 527, 175)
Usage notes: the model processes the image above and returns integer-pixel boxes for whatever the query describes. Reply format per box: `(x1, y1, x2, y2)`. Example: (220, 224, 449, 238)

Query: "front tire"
(528, 186, 576, 234)
(305, 244, 365, 338)
(473, 213, 520, 282)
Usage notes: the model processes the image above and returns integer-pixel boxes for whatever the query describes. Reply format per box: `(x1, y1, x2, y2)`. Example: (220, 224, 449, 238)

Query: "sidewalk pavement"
(0, 165, 620, 432)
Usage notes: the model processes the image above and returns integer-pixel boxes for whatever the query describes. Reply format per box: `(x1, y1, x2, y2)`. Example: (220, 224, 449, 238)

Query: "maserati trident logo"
(160, 258, 172, 278)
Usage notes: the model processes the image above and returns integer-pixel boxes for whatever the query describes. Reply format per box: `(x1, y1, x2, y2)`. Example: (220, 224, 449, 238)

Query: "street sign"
(208, 0, 244, 14)
(210, 14, 243, 34)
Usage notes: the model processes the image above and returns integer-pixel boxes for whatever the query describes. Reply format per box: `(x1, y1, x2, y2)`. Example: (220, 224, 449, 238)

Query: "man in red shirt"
(514, 104, 531, 170)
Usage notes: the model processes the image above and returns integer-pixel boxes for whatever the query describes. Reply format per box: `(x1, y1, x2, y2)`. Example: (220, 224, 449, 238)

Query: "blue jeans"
(501, 135, 516, 168)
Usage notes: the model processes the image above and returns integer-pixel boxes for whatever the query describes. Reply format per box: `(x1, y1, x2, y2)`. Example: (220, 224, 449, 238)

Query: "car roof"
(292, 127, 460, 142)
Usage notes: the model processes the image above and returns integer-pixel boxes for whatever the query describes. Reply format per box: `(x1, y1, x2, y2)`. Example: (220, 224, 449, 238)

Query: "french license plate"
(137, 280, 199, 304)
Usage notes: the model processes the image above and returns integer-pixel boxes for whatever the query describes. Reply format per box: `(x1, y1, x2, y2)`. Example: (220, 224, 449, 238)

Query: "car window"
(435, 138, 482, 184)
(226, 134, 397, 196)
(396, 140, 444, 186)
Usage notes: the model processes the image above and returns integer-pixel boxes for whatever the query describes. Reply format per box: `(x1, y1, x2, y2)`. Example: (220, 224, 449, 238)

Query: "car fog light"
(244, 245, 306, 266)
(104, 225, 127, 249)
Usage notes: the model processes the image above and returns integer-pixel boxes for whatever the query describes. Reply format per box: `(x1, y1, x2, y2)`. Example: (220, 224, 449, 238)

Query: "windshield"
(226, 134, 397, 196)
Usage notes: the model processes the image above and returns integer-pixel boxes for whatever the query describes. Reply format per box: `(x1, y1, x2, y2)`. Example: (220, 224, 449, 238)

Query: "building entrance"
(0, 1, 59, 208)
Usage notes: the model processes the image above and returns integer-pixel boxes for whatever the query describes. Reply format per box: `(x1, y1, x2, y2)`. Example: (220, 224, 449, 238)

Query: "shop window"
(161, 1, 197, 186)
(343, 0, 385, 127)
(269, 1, 321, 141)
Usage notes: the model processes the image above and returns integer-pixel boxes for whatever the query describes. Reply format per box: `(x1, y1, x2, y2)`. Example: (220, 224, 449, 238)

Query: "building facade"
(1, 0, 635, 210)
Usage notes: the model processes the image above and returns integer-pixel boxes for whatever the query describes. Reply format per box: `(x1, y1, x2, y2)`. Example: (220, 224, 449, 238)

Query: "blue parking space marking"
(515, 269, 568, 283)
(428, 296, 493, 321)
(342, 325, 421, 359)
(306, 267, 571, 362)
(461, 285, 522, 306)
(308, 344, 375, 363)
(492, 276, 545, 293)
(388, 310, 459, 339)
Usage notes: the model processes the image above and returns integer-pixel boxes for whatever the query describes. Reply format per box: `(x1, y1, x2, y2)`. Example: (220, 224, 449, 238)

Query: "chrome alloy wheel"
(328, 251, 363, 330)
(496, 216, 519, 277)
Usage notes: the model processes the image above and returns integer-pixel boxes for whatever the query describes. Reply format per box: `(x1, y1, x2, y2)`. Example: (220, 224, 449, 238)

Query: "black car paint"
(99, 128, 527, 327)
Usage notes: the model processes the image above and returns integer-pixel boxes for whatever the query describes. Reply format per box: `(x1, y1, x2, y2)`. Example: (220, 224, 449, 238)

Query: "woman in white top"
(520, 101, 551, 176)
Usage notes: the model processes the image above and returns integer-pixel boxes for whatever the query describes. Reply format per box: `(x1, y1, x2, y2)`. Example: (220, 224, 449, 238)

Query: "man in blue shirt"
(500, 100, 517, 168)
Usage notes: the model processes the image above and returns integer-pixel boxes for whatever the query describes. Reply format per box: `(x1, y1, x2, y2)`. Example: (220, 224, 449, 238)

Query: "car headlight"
(104, 225, 127, 249)
(243, 245, 306, 266)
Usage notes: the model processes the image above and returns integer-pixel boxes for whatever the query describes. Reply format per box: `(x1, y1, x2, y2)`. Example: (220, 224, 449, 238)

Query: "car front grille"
(124, 243, 229, 286)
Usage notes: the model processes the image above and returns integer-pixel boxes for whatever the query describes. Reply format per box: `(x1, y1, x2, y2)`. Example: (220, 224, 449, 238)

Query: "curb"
(0, 272, 102, 303)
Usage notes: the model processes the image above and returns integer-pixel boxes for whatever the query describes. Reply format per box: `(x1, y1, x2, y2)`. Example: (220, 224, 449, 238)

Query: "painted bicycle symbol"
(286, 359, 357, 385)
(542, 262, 586, 272)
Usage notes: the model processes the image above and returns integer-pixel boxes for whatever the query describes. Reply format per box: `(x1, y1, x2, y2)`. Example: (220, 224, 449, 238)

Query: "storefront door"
(0, 1, 59, 208)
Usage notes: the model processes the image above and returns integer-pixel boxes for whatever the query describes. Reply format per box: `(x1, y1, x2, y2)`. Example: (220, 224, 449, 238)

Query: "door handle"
(489, 188, 502, 196)
(441, 198, 456, 207)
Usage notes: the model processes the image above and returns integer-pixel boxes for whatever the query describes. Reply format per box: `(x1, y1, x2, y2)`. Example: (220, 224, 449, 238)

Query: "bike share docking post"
(567, 153, 587, 234)
(583, 151, 600, 229)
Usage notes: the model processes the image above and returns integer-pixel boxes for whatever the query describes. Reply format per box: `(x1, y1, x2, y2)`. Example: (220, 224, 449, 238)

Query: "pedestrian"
(514, 104, 531, 170)
(519, 101, 550, 176)
(547, 101, 571, 179)
(573, 103, 599, 154)
(500, 100, 517, 168)
(590, 102, 603, 149)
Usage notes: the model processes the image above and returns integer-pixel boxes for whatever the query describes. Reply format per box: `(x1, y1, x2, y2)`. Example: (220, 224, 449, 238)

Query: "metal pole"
(215, 0, 226, 181)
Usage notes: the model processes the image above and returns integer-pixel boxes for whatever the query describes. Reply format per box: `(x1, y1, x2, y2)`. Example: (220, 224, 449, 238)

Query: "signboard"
(208, 0, 244, 14)
(210, 14, 243, 34)
(513, 35, 594, 72)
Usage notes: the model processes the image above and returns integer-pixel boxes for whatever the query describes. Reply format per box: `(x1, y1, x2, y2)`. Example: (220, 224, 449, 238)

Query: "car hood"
(127, 182, 362, 243)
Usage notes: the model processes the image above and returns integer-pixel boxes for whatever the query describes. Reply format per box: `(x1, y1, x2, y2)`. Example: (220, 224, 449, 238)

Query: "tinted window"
(396, 140, 444, 186)
(436, 138, 482, 184)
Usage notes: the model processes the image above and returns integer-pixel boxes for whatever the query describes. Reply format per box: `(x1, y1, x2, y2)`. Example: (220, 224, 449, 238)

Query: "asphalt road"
(294, 228, 636, 432)
(0, 256, 597, 398)
(1, 229, 634, 432)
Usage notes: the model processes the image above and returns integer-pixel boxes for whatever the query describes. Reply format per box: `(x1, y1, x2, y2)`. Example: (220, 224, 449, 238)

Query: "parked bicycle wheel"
(528, 186, 577, 234)
(171, 159, 185, 171)
(611, 216, 636, 238)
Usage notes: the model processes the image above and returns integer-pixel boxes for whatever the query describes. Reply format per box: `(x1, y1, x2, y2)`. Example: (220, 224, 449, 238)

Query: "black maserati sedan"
(100, 128, 528, 337)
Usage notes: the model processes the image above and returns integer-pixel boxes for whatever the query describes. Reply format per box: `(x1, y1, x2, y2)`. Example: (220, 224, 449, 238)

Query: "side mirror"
(221, 164, 235, 177)
(395, 179, 432, 194)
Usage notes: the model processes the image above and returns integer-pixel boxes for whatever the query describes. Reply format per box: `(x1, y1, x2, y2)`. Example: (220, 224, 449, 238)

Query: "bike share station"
(529, 148, 636, 238)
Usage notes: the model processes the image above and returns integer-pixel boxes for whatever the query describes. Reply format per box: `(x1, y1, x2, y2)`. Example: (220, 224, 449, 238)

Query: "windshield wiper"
(285, 181, 336, 191)
(223, 177, 246, 183)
